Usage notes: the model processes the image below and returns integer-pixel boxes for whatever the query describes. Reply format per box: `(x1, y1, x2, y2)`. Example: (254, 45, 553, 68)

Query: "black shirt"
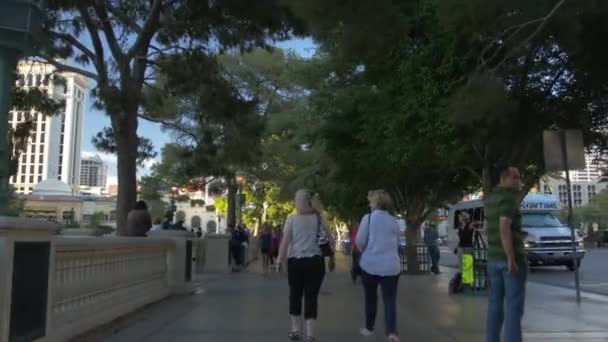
(458, 223, 474, 248)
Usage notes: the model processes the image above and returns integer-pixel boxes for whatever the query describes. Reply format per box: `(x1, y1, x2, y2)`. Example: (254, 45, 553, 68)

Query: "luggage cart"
(463, 231, 488, 294)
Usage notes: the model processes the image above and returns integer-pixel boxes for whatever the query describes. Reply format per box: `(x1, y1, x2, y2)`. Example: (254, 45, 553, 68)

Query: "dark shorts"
(261, 248, 271, 255)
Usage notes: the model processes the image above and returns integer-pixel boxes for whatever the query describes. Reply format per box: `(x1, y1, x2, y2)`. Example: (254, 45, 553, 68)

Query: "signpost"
(543, 129, 585, 303)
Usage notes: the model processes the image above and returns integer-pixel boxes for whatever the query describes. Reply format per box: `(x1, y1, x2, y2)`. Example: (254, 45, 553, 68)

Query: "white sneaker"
(360, 328, 374, 337)
(387, 334, 401, 342)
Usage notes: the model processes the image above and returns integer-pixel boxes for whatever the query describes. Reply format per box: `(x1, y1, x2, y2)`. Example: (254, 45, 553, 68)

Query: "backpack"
(449, 272, 464, 294)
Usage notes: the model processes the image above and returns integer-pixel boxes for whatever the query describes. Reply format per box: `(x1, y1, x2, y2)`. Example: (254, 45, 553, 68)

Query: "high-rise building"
(80, 155, 108, 188)
(540, 151, 607, 207)
(567, 151, 604, 182)
(9, 60, 89, 194)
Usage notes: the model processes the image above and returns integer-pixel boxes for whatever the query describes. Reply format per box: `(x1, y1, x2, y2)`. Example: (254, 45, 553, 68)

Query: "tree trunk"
(114, 114, 139, 236)
(227, 178, 237, 228)
(482, 166, 493, 197)
(405, 222, 421, 274)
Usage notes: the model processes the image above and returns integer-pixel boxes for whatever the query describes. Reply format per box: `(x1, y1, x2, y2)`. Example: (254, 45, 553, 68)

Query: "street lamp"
(235, 174, 246, 225)
(170, 186, 178, 223)
(0, 0, 46, 213)
(262, 201, 269, 223)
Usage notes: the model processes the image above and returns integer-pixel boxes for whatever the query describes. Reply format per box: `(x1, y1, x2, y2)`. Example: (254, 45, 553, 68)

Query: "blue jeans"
(486, 259, 527, 342)
(427, 245, 440, 273)
(361, 271, 399, 336)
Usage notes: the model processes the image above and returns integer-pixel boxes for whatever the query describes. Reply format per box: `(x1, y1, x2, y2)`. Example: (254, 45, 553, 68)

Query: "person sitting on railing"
(172, 220, 187, 231)
(150, 217, 163, 232)
(126, 201, 152, 237)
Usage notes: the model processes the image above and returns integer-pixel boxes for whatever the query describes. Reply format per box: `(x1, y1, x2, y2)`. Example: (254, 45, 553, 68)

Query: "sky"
(80, 37, 317, 186)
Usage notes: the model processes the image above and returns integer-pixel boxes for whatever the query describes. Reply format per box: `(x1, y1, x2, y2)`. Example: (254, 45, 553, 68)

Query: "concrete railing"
(0, 219, 200, 342)
(49, 237, 173, 341)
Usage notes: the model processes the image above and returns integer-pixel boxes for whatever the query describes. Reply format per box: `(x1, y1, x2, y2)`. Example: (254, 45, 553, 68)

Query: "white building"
(9, 60, 89, 194)
(80, 155, 108, 188)
(540, 178, 607, 208)
(568, 151, 604, 182)
(540, 152, 607, 207)
(20, 179, 117, 228)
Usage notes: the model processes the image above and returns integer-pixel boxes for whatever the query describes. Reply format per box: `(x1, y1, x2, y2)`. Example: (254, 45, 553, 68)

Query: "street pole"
(262, 201, 269, 223)
(0, 47, 19, 214)
(559, 130, 582, 303)
(236, 185, 243, 225)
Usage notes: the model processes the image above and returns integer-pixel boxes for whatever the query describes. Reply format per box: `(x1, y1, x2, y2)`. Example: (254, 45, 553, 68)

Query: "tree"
(289, 0, 608, 197)
(38, 0, 305, 234)
(145, 48, 312, 227)
(91, 127, 157, 166)
(438, 0, 608, 193)
(138, 174, 168, 220)
(274, 1, 484, 272)
(567, 190, 608, 234)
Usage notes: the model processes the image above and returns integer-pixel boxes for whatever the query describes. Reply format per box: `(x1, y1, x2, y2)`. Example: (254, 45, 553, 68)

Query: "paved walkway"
(78, 256, 608, 342)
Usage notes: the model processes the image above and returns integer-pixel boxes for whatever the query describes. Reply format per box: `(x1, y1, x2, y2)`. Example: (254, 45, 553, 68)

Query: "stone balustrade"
(49, 237, 174, 341)
(0, 219, 212, 342)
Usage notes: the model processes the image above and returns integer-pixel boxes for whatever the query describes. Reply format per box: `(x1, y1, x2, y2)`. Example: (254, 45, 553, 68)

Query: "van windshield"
(522, 213, 564, 228)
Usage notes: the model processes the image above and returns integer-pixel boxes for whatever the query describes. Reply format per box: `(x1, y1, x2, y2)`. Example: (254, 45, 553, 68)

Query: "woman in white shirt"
(278, 189, 334, 342)
(356, 190, 401, 342)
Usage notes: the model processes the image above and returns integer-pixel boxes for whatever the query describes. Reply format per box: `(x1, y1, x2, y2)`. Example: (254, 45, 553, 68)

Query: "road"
(440, 247, 608, 296)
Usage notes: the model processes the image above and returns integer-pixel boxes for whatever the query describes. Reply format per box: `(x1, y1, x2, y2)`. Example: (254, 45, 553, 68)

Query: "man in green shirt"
(485, 166, 527, 342)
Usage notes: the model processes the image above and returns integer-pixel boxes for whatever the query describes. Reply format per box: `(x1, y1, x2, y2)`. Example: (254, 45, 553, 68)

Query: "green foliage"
(92, 127, 158, 167)
(39, 0, 306, 232)
(89, 212, 106, 228)
(564, 191, 608, 231)
(5, 187, 25, 217)
(215, 196, 228, 215)
(63, 221, 81, 229)
(147, 199, 168, 222)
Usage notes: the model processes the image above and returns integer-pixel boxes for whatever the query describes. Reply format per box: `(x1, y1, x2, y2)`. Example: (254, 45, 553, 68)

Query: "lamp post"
(170, 186, 178, 223)
(235, 174, 246, 225)
(262, 201, 269, 223)
(0, 0, 45, 213)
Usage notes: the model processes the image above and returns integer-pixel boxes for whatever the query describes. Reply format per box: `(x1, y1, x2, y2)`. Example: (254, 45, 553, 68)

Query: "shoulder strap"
(362, 212, 372, 252)
(316, 214, 322, 237)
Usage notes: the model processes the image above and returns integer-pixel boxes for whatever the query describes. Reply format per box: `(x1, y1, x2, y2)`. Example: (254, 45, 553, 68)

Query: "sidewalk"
(79, 256, 608, 342)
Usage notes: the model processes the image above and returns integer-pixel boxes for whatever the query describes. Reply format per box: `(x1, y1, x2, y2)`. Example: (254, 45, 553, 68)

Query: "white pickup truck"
(447, 193, 585, 271)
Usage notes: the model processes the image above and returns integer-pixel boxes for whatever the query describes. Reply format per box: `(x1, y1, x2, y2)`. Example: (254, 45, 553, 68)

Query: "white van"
(447, 194, 585, 271)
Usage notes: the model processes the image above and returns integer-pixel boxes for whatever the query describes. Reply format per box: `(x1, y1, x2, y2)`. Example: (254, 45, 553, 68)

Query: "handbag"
(317, 215, 334, 257)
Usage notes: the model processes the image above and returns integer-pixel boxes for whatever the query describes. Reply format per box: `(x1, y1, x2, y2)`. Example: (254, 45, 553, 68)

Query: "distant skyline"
(79, 37, 317, 185)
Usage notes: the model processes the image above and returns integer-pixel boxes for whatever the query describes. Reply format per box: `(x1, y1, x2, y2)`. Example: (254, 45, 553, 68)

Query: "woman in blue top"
(356, 190, 401, 342)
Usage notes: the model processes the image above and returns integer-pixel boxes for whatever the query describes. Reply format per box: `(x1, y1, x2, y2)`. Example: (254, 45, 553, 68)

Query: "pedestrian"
(356, 190, 401, 342)
(162, 211, 173, 230)
(230, 224, 247, 271)
(457, 212, 474, 253)
(351, 223, 362, 284)
(485, 166, 526, 342)
(150, 217, 163, 232)
(196, 227, 203, 238)
(423, 223, 441, 274)
(126, 200, 152, 237)
(271, 225, 282, 264)
(172, 219, 186, 231)
(277, 189, 334, 342)
(260, 222, 273, 275)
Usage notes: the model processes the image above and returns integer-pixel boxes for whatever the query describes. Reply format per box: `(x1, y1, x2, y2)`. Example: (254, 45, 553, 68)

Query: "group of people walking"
(125, 166, 526, 342)
(276, 166, 526, 342)
(275, 189, 402, 342)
